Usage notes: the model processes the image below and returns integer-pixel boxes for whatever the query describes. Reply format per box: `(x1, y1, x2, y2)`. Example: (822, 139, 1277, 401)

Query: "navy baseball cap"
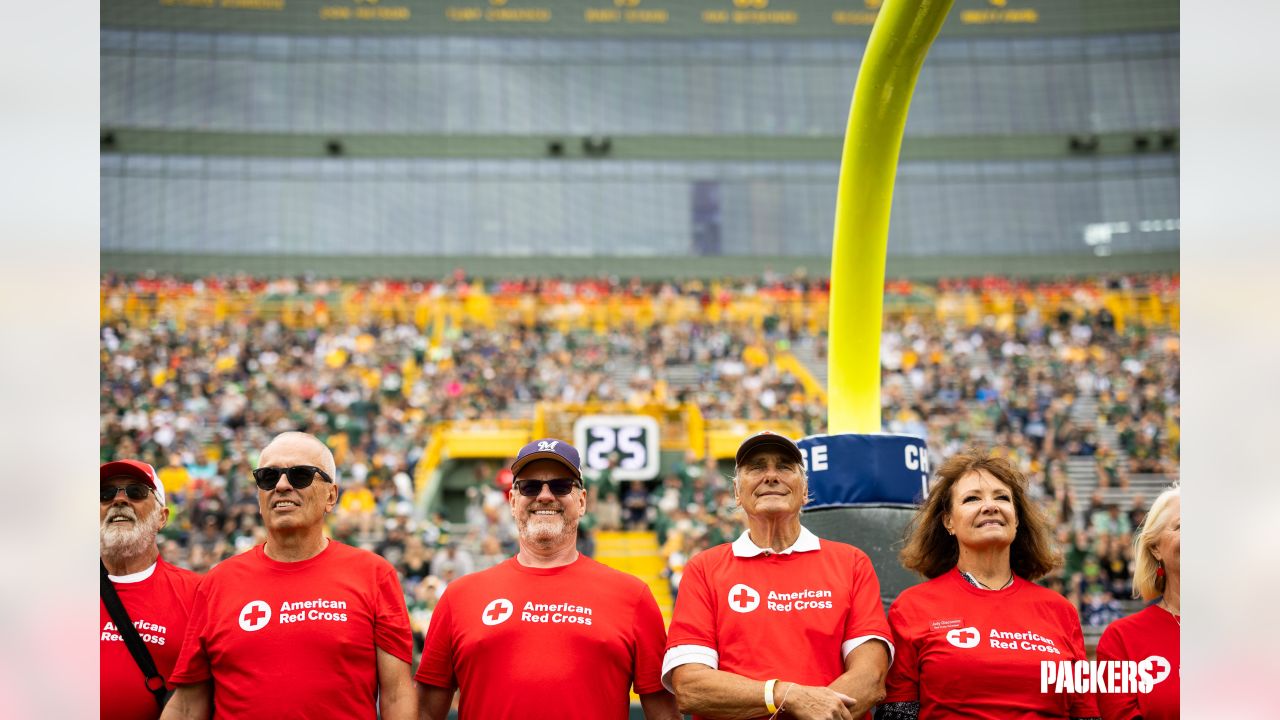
(735, 431, 803, 467)
(511, 438, 582, 480)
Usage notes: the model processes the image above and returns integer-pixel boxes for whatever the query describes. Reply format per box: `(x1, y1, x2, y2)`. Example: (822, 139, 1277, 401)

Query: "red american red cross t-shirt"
(416, 554, 667, 720)
(1095, 603, 1179, 720)
(664, 532, 892, 720)
(169, 541, 413, 720)
(884, 568, 1098, 718)
(101, 559, 201, 720)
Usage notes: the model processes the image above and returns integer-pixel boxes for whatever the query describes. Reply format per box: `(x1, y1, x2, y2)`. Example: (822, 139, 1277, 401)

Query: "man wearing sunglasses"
(163, 432, 416, 720)
(415, 438, 679, 720)
(101, 459, 202, 720)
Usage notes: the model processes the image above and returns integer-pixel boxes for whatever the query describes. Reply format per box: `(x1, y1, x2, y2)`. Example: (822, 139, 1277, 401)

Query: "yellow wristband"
(764, 678, 779, 714)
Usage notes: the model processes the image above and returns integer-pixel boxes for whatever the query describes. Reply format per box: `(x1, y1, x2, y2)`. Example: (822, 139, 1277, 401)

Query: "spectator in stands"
(881, 448, 1097, 719)
(1096, 484, 1179, 720)
(664, 431, 890, 719)
(623, 480, 651, 530)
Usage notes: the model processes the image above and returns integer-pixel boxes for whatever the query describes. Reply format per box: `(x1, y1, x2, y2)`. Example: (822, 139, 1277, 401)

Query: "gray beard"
(100, 508, 162, 567)
(518, 511, 576, 548)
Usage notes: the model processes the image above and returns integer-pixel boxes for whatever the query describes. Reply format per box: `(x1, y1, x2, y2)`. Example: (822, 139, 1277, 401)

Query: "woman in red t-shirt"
(1096, 485, 1180, 719)
(878, 448, 1099, 720)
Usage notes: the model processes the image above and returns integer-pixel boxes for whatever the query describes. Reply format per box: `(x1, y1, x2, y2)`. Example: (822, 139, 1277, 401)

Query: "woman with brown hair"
(877, 447, 1099, 719)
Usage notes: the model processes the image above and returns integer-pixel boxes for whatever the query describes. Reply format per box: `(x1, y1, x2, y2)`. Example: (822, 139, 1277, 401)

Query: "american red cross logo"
(727, 584, 760, 613)
(946, 626, 980, 648)
(1137, 655, 1171, 689)
(482, 598, 513, 626)
(238, 600, 272, 632)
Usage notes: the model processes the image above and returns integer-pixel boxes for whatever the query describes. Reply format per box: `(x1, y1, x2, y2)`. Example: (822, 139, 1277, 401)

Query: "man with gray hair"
(163, 431, 416, 720)
(101, 459, 201, 720)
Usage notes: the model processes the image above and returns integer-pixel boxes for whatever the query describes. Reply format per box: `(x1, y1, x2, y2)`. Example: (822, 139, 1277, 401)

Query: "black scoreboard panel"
(573, 414, 661, 481)
(106, 0, 1176, 38)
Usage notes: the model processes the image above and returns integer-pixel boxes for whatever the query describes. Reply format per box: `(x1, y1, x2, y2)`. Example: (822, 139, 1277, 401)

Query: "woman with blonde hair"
(1096, 484, 1180, 719)
(878, 447, 1098, 719)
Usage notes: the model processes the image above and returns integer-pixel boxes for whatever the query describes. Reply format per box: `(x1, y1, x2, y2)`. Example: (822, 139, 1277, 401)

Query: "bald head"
(262, 432, 337, 484)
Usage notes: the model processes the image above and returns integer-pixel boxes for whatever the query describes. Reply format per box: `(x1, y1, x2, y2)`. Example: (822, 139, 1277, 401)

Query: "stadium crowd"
(100, 271, 1179, 646)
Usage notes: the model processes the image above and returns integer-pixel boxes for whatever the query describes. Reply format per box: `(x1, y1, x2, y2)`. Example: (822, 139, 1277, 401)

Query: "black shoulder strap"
(100, 559, 169, 708)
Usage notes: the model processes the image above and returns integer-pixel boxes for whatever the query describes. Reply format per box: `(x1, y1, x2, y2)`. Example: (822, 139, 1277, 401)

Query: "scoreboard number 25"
(572, 415, 661, 481)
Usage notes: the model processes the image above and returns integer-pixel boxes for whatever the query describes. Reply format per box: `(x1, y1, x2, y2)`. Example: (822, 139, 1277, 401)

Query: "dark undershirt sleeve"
(874, 701, 919, 720)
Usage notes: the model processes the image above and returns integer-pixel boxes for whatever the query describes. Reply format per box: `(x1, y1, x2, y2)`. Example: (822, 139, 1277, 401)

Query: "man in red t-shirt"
(162, 432, 415, 720)
(664, 432, 893, 720)
(101, 459, 201, 720)
(415, 438, 680, 720)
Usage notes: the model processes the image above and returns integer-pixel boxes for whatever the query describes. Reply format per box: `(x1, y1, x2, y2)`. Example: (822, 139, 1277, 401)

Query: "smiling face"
(256, 434, 339, 536)
(510, 458, 585, 551)
(100, 476, 168, 561)
(943, 469, 1019, 552)
(734, 447, 806, 519)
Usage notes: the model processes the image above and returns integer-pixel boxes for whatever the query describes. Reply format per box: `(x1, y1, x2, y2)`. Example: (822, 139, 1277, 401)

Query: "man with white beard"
(415, 438, 679, 720)
(101, 459, 201, 720)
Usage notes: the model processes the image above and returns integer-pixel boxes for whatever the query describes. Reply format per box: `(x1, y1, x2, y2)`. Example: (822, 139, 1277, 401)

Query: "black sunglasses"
(100, 484, 154, 503)
(513, 478, 581, 497)
(252, 465, 334, 491)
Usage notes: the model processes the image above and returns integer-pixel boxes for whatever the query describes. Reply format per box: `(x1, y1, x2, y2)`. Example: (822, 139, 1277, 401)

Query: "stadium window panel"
(252, 60, 290, 132)
(253, 35, 290, 61)
(101, 29, 133, 51)
(717, 64, 750, 135)
(972, 63, 1015, 135)
(133, 31, 174, 54)
(349, 60, 386, 132)
(378, 63, 415, 133)
(101, 178, 123, 251)
(655, 64, 689, 134)
(201, 58, 242, 130)
(160, 178, 201, 253)
(100, 56, 130, 127)
(289, 35, 325, 62)
(315, 58, 353, 133)
(170, 57, 213, 130)
(905, 61, 940, 136)
(441, 62, 475, 133)
(1044, 59, 1090, 133)
(687, 65, 718, 135)
(744, 61, 781, 135)
(1008, 62, 1051, 134)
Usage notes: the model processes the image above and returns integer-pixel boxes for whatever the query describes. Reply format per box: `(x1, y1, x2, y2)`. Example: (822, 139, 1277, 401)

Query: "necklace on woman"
(1161, 599, 1180, 625)
(961, 570, 1014, 591)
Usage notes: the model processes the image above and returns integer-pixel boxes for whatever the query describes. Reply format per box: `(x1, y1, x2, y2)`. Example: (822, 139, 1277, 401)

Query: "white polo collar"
(731, 525, 821, 557)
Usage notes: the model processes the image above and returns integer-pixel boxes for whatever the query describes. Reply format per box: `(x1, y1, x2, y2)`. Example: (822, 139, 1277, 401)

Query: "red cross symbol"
(481, 598, 514, 626)
(1148, 657, 1168, 675)
(727, 584, 759, 613)
(237, 600, 271, 632)
(946, 626, 980, 648)
(487, 601, 510, 622)
(242, 605, 268, 626)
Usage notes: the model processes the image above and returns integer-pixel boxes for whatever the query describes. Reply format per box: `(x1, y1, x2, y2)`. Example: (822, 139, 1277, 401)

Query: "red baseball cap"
(100, 459, 166, 506)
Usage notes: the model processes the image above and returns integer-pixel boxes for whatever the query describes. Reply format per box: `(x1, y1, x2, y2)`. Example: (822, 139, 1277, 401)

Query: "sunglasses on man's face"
(513, 478, 581, 497)
(252, 465, 334, 492)
(100, 484, 154, 503)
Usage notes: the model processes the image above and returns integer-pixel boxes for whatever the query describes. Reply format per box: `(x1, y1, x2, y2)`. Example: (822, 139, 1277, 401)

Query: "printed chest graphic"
(231, 595, 354, 633)
(927, 617, 1064, 656)
(725, 582, 835, 614)
(479, 596, 595, 627)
